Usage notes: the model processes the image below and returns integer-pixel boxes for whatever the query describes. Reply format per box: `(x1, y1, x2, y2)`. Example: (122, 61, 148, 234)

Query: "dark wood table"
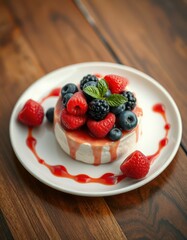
(1, 0, 187, 239)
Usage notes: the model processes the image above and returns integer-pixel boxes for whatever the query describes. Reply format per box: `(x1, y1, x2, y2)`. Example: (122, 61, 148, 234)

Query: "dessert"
(54, 74, 143, 165)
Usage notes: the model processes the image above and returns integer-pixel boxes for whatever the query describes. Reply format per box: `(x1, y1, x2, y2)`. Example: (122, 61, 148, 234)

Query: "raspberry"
(104, 74, 128, 93)
(80, 74, 98, 90)
(66, 92, 88, 116)
(18, 99, 44, 127)
(87, 113, 115, 138)
(61, 108, 87, 130)
(122, 91, 136, 110)
(120, 151, 150, 179)
(88, 99, 109, 120)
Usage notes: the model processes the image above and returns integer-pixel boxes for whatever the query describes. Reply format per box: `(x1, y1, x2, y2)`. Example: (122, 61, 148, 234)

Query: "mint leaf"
(98, 79, 108, 97)
(83, 86, 101, 99)
(106, 94, 127, 107)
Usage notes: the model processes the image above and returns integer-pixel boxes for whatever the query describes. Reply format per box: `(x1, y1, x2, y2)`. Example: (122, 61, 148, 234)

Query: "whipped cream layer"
(54, 97, 143, 165)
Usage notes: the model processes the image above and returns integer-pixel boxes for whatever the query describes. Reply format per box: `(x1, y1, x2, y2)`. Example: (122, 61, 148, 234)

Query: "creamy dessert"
(54, 74, 143, 165)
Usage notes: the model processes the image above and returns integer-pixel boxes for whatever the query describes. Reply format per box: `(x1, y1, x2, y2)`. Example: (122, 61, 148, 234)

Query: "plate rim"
(9, 62, 182, 196)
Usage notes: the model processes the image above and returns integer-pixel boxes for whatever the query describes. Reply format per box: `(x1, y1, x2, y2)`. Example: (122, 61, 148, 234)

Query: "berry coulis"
(26, 90, 170, 185)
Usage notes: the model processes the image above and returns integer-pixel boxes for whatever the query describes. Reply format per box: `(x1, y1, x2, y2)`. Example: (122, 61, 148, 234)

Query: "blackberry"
(122, 91, 136, 110)
(80, 74, 98, 90)
(88, 99, 109, 120)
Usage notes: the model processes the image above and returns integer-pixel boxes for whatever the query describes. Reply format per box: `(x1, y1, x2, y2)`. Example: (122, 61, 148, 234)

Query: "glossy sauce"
(26, 90, 170, 185)
(56, 98, 143, 165)
(147, 103, 170, 163)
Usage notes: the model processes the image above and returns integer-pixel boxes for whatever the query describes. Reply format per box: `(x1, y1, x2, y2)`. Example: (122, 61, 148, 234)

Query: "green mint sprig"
(83, 79, 127, 107)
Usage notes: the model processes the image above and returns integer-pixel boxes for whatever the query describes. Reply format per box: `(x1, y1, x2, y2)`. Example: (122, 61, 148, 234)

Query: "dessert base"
(54, 97, 142, 165)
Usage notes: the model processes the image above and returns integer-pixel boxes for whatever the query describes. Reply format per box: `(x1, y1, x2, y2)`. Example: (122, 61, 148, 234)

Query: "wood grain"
(6, 0, 114, 72)
(105, 148, 187, 239)
(0, 1, 126, 239)
(82, 0, 187, 149)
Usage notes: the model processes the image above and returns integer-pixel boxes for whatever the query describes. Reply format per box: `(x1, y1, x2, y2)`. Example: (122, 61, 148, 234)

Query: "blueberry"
(110, 104, 126, 115)
(62, 93, 73, 107)
(108, 128, 122, 141)
(83, 80, 98, 89)
(104, 89, 111, 97)
(46, 108, 54, 123)
(61, 83, 78, 97)
(118, 111, 138, 131)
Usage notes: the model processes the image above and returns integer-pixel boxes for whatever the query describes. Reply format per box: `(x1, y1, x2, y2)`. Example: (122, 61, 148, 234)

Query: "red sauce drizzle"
(25, 91, 170, 185)
(147, 103, 170, 164)
(40, 88, 61, 104)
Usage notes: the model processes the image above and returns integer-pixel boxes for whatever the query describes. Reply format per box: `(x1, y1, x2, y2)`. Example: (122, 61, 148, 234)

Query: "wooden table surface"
(1, 0, 187, 239)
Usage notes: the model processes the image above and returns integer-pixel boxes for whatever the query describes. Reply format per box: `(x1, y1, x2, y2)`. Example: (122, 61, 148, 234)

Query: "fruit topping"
(87, 113, 116, 138)
(46, 107, 54, 123)
(120, 151, 150, 179)
(82, 80, 98, 101)
(66, 92, 88, 116)
(80, 74, 99, 90)
(61, 108, 87, 130)
(62, 93, 73, 107)
(88, 99, 109, 120)
(61, 83, 78, 97)
(83, 79, 127, 107)
(108, 127, 122, 141)
(18, 99, 44, 127)
(58, 73, 139, 140)
(104, 89, 111, 97)
(104, 74, 128, 93)
(118, 110, 137, 131)
(122, 91, 136, 110)
(110, 104, 126, 115)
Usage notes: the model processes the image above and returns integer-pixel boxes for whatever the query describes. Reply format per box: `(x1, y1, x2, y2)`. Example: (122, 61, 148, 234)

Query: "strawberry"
(87, 113, 115, 138)
(61, 108, 86, 130)
(67, 92, 88, 116)
(18, 99, 44, 127)
(104, 74, 128, 94)
(120, 150, 150, 179)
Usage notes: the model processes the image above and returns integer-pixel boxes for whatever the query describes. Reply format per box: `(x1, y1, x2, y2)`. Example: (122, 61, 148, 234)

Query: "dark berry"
(82, 80, 98, 89)
(80, 74, 98, 90)
(110, 104, 126, 115)
(88, 99, 110, 120)
(118, 111, 138, 131)
(108, 128, 122, 141)
(62, 93, 73, 107)
(83, 81, 98, 102)
(46, 108, 54, 123)
(61, 83, 78, 97)
(104, 89, 112, 97)
(122, 91, 136, 110)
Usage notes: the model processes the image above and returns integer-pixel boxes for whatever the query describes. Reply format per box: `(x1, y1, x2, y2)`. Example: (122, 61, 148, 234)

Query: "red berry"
(87, 113, 115, 138)
(104, 74, 128, 93)
(120, 151, 150, 179)
(18, 99, 44, 127)
(61, 108, 86, 130)
(67, 92, 88, 116)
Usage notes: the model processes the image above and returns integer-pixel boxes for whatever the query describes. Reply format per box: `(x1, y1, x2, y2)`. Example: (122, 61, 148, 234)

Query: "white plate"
(10, 62, 182, 196)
